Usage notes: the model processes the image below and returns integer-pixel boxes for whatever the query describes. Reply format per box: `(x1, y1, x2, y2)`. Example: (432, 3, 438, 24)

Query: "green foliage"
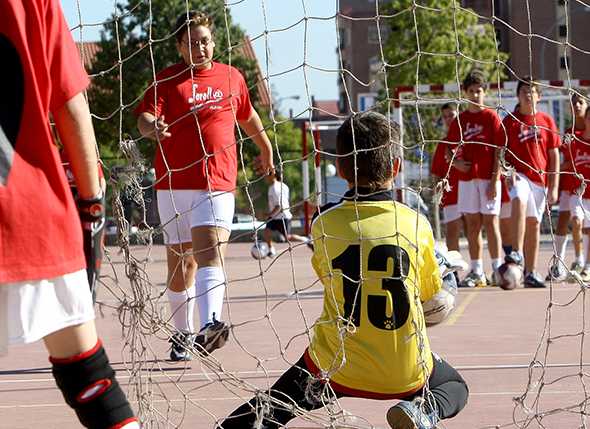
(381, 0, 509, 164)
(89, 0, 258, 164)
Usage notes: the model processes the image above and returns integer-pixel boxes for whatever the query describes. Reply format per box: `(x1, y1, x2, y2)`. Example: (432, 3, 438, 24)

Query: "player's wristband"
(78, 193, 105, 223)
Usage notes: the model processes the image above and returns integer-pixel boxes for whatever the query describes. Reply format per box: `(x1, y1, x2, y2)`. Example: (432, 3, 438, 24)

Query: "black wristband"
(78, 194, 105, 223)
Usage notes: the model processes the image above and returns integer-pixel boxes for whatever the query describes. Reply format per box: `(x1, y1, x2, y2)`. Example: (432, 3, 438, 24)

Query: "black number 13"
(332, 244, 411, 330)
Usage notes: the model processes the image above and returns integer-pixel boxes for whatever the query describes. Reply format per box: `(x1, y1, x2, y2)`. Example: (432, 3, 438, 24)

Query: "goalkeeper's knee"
(50, 340, 139, 429)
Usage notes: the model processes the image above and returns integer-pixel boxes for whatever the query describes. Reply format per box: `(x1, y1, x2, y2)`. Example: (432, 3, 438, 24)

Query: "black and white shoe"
(524, 271, 546, 288)
(169, 332, 195, 362)
(194, 318, 230, 355)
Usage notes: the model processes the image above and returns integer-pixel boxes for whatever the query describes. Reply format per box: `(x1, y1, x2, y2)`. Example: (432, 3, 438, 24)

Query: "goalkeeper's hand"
(77, 193, 106, 302)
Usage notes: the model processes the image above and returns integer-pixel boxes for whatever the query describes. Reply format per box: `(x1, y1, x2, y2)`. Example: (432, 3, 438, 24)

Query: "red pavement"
(0, 242, 588, 428)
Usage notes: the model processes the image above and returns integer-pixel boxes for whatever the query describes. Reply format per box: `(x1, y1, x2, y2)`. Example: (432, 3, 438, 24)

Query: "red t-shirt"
(568, 134, 590, 198)
(431, 142, 462, 206)
(0, 0, 89, 282)
(502, 111, 561, 185)
(445, 109, 503, 181)
(560, 127, 584, 194)
(135, 62, 253, 191)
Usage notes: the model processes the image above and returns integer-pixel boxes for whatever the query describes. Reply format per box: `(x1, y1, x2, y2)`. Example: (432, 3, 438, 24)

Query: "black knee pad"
(51, 342, 136, 429)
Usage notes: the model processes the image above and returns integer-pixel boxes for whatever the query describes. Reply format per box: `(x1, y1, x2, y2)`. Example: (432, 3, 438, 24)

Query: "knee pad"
(50, 341, 137, 429)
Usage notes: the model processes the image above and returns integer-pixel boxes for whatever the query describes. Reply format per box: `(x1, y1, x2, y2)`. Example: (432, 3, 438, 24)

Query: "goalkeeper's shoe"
(169, 332, 195, 362)
(387, 398, 438, 429)
(459, 271, 486, 288)
(545, 261, 567, 282)
(194, 318, 229, 355)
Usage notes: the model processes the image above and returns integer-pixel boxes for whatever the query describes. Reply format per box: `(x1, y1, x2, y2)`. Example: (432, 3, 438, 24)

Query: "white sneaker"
(267, 246, 277, 258)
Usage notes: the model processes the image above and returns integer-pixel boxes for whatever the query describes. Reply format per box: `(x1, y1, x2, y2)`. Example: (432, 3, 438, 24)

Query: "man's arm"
(547, 147, 560, 205)
(137, 112, 171, 141)
(487, 148, 501, 199)
(238, 109, 274, 174)
(53, 93, 100, 199)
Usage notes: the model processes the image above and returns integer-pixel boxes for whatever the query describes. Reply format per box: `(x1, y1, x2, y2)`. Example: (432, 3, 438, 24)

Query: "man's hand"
(453, 159, 472, 173)
(547, 184, 558, 206)
(153, 115, 171, 141)
(486, 180, 498, 200)
(254, 150, 274, 177)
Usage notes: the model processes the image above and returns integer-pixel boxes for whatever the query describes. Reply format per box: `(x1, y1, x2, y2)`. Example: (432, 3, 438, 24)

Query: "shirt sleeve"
(134, 77, 166, 118)
(430, 143, 448, 177)
(45, 0, 90, 112)
(490, 111, 505, 147)
(235, 71, 253, 121)
(545, 114, 561, 149)
(418, 222, 442, 303)
(445, 118, 460, 144)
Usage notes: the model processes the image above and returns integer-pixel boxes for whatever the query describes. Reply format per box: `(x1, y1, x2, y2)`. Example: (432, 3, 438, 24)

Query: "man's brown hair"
(174, 11, 214, 43)
(336, 111, 401, 189)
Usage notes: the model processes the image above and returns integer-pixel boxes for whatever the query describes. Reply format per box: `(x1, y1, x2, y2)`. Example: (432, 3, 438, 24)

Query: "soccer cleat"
(568, 261, 585, 283)
(524, 272, 546, 289)
(459, 271, 486, 288)
(169, 332, 195, 362)
(387, 398, 438, 429)
(267, 246, 277, 258)
(579, 266, 590, 284)
(194, 318, 230, 355)
(505, 250, 524, 266)
(545, 261, 567, 282)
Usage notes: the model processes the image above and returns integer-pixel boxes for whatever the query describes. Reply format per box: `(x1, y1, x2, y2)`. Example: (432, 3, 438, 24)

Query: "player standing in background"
(0, 0, 138, 427)
(567, 105, 590, 282)
(501, 77, 561, 288)
(135, 11, 273, 361)
(446, 70, 504, 287)
(548, 92, 588, 281)
(219, 112, 469, 429)
(431, 103, 467, 252)
(263, 169, 309, 257)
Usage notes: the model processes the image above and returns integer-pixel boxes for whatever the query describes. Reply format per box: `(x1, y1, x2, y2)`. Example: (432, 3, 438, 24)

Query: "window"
(560, 55, 570, 69)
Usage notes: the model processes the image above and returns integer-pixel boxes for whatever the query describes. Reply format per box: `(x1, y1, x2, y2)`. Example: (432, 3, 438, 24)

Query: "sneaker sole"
(194, 324, 230, 355)
(386, 406, 417, 429)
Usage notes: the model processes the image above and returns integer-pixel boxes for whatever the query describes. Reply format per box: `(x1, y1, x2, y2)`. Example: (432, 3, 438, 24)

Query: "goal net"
(58, 0, 590, 428)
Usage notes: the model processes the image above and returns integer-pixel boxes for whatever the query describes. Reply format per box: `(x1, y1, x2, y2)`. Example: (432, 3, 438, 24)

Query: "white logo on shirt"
(574, 148, 590, 167)
(463, 122, 484, 140)
(518, 124, 540, 143)
(188, 84, 224, 104)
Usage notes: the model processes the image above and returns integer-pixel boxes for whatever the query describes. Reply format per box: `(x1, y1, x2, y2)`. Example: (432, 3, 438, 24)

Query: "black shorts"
(266, 218, 291, 237)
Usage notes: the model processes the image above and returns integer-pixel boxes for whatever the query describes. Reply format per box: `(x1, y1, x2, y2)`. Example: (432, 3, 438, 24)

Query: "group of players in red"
(432, 69, 590, 289)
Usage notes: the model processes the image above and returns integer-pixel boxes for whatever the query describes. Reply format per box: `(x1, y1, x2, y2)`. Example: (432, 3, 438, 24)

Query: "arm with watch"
(54, 93, 105, 301)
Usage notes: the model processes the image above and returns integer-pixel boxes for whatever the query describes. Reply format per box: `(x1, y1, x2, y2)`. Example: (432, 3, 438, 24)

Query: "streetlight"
(275, 95, 300, 119)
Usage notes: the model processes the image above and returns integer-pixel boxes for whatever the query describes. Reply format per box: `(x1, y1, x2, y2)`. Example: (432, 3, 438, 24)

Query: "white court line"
(0, 388, 584, 410)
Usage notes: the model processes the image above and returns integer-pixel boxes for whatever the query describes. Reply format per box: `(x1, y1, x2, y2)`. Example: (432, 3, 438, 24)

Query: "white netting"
(60, 0, 590, 428)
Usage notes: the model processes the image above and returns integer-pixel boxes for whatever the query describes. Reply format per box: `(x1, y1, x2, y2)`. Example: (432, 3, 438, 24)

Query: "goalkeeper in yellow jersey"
(219, 112, 469, 429)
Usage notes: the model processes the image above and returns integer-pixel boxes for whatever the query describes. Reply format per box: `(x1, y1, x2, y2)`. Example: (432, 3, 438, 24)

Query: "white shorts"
(558, 190, 572, 212)
(457, 179, 501, 215)
(570, 196, 590, 227)
(500, 202, 511, 219)
(0, 269, 95, 355)
(442, 204, 461, 224)
(508, 173, 546, 222)
(157, 190, 235, 245)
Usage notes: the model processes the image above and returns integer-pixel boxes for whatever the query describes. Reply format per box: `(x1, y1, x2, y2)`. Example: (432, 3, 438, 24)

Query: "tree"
(88, 0, 258, 164)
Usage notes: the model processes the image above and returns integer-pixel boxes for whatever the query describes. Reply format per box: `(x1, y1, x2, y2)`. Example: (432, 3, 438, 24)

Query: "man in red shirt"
(501, 77, 561, 288)
(446, 70, 503, 287)
(567, 103, 590, 282)
(0, 0, 137, 427)
(549, 92, 587, 281)
(136, 11, 273, 361)
(431, 103, 465, 252)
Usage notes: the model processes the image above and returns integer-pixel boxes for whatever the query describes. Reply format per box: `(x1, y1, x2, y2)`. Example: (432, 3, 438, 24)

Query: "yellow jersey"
(307, 188, 441, 396)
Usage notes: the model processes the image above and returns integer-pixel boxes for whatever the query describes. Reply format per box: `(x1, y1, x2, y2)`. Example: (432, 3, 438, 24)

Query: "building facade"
(338, 0, 590, 113)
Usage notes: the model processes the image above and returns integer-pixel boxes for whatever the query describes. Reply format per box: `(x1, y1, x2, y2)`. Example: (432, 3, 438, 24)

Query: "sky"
(61, 0, 339, 118)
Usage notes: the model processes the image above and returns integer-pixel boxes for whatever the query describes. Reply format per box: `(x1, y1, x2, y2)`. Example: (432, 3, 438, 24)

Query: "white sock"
(167, 285, 196, 333)
(195, 266, 226, 330)
(584, 235, 590, 266)
(491, 258, 502, 271)
(554, 235, 568, 260)
(471, 259, 483, 276)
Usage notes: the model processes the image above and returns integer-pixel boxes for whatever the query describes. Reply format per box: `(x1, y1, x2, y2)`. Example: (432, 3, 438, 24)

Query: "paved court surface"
(1, 240, 588, 428)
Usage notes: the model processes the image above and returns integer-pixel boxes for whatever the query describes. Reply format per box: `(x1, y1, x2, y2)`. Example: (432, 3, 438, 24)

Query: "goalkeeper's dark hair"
(336, 111, 401, 189)
(462, 68, 487, 90)
(174, 11, 214, 43)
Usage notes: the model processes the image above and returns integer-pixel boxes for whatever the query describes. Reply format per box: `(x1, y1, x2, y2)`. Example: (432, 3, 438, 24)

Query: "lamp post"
(275, 95, 301, 119)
